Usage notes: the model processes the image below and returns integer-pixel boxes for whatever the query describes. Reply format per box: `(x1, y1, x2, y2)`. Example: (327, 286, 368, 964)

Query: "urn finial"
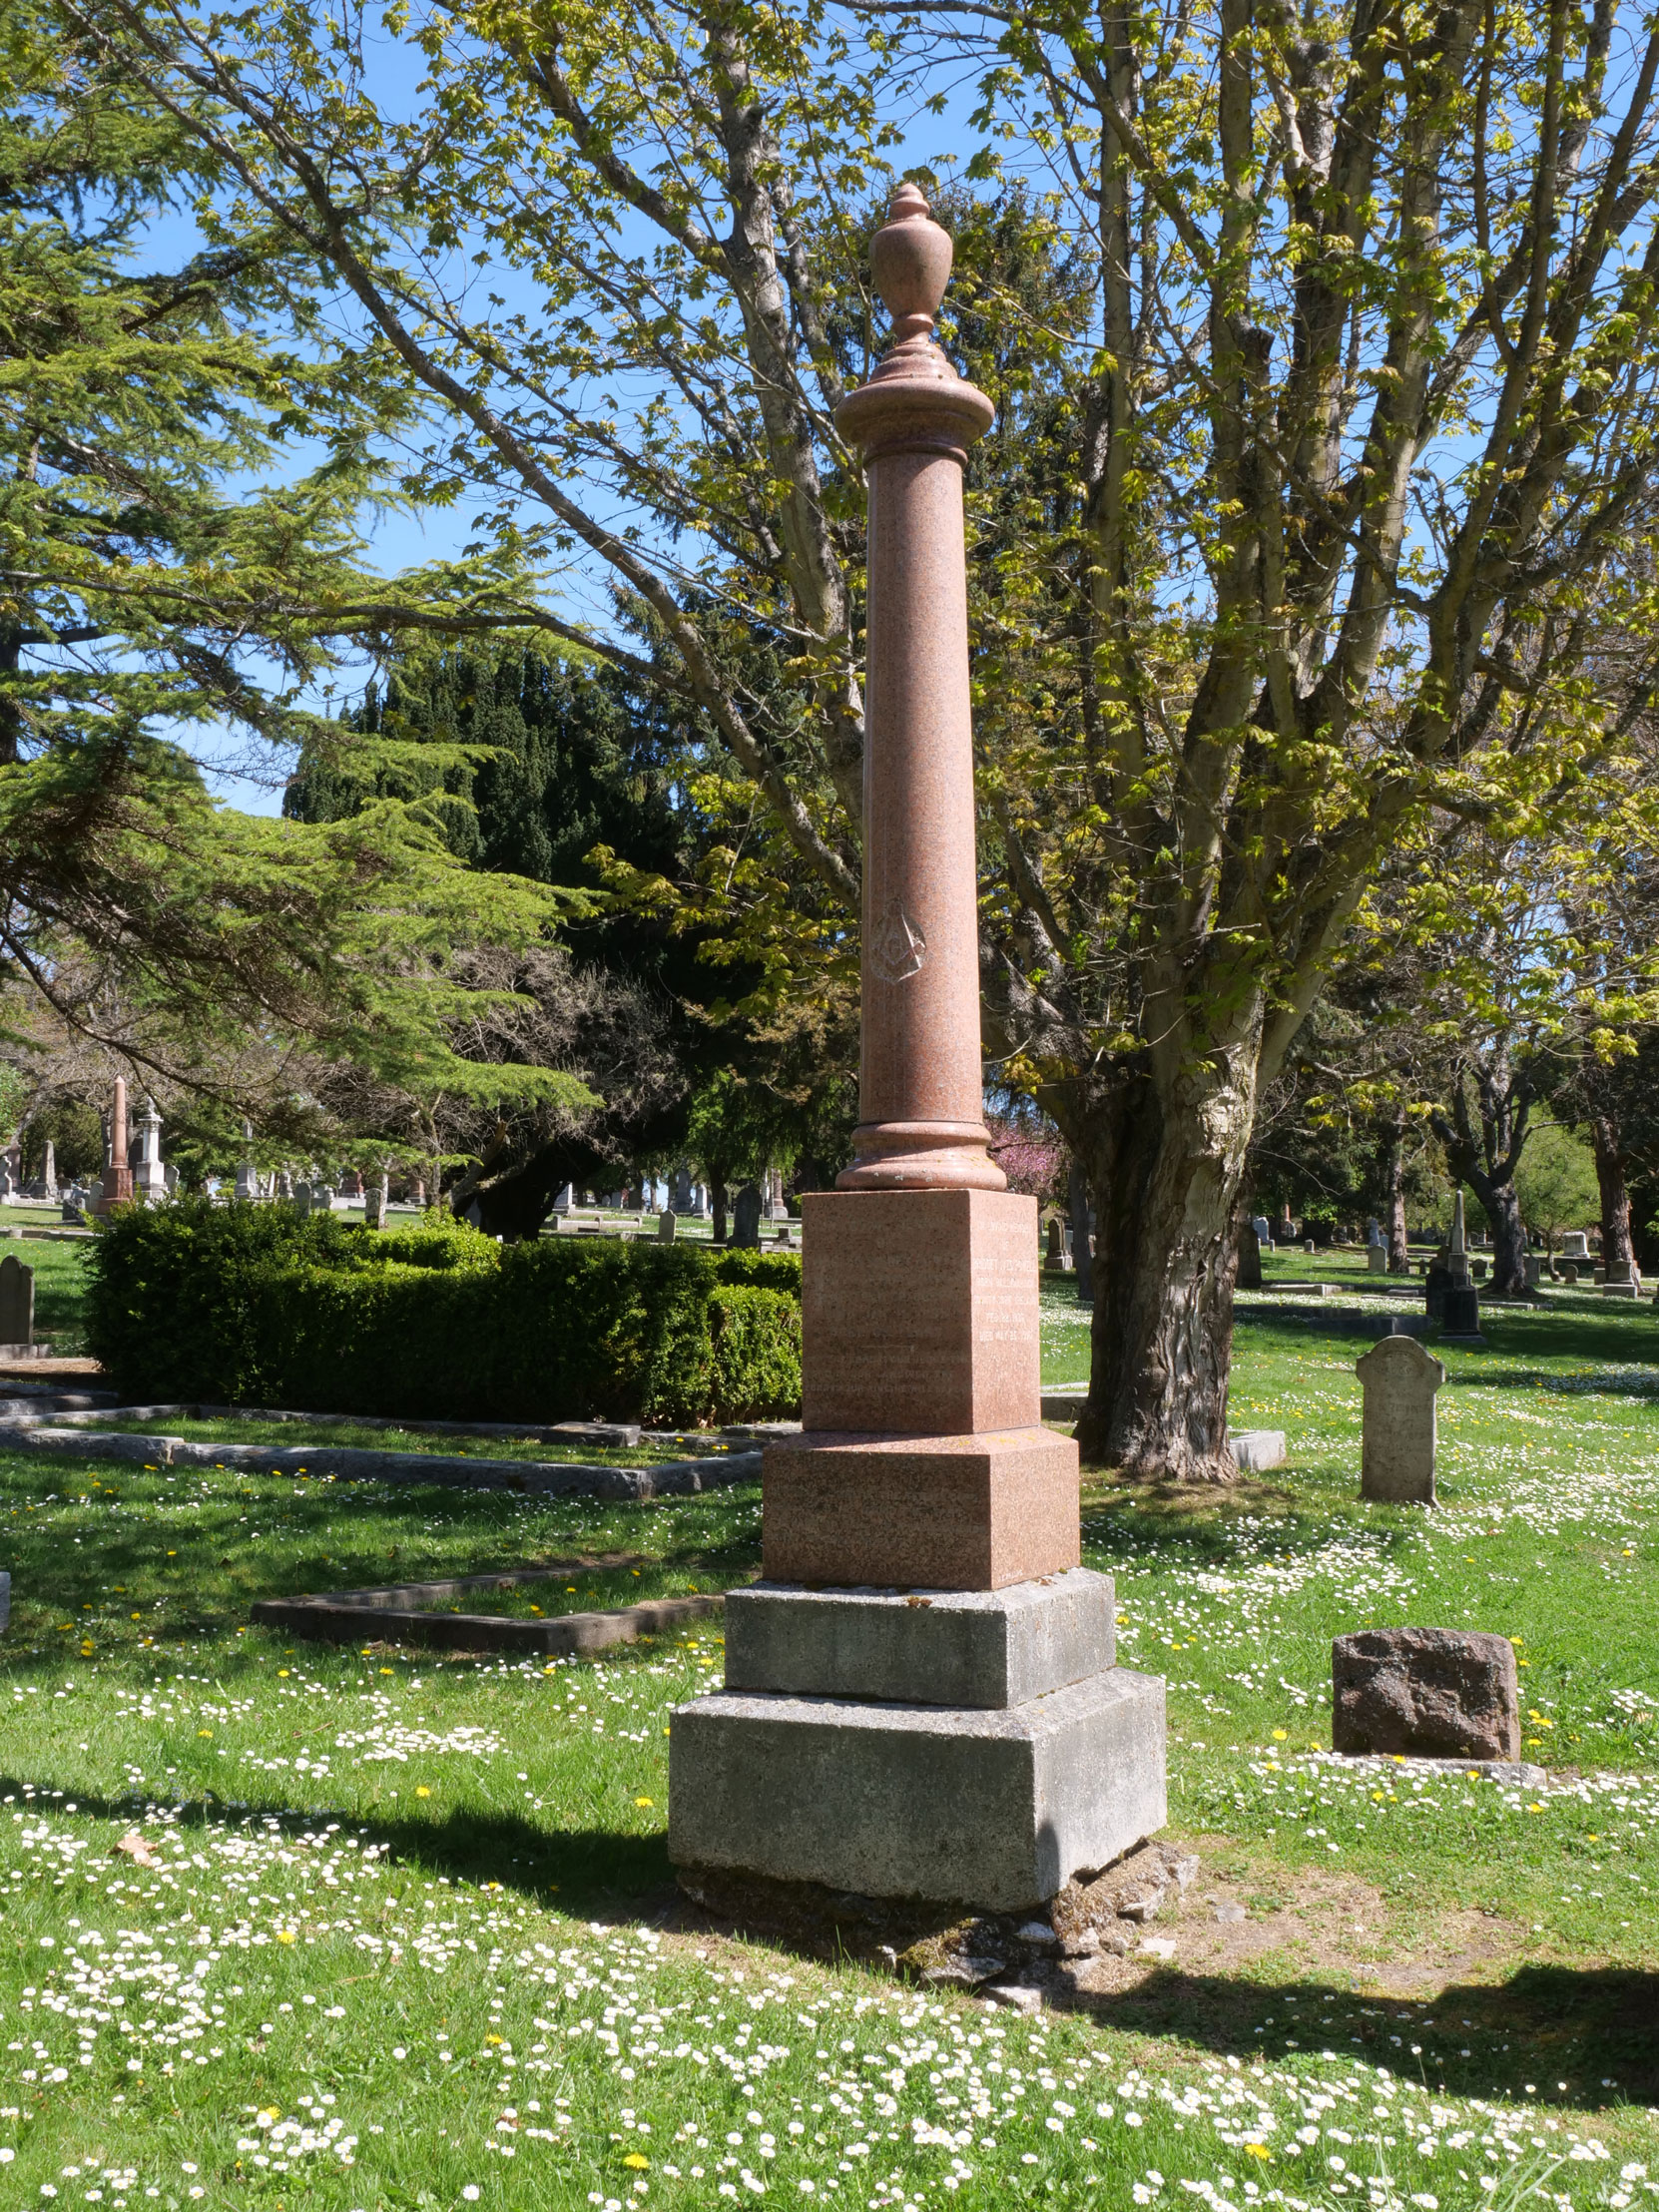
(870, 181, 953, 346)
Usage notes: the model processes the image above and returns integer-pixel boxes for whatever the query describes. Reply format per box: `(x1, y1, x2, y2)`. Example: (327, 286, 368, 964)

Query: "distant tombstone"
(315, 1184, 337, 1212)
(690, 1184, 710, 1219)
(1441, 1282, 1482, 1340)
(293, 1181, 313, 1218)
(1304, 1238, 1316, 1254)
(0, 1160, 12, 1200)
(1356, 1334, 1445, 1503)
(1562, 1230, 1590, 1260)
(554, 1184, 574, 1212)
(657, 1208, 677, 1244)
(340, 1169, 364, 1200)
(0, 1255, 34, 1348)
(40, 1139, 57, 1199)
(1562, 1261, 1579, 1284)
(235, 1160, 256, 1200)
(1470, 1258, 1487, 1282)
(1252, 1214, 1273, 1249)
(733, 1182, 764, 1248)
(1524, 1256, 1541, 1289)
(1367, 1217, 1383, 1248)
(1367, 1245, 1387, 1274)
(164, 1164, 180, 1197)
(1237, 1222, 1263, 1290)
(672, 1166, 693, 1213)
(276, 1169, 293, 1201)
(1044, 1217, 1065, 1271)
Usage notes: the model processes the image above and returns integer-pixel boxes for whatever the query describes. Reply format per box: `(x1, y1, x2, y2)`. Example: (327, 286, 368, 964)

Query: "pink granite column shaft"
(105, 1076, 133, 1205)
(835, 185, 1004, 1194)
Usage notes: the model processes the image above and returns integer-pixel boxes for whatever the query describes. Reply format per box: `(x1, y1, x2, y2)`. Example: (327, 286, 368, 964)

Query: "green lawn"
(0, 1272, 1653, 2209)
(0, 1233, 93, 1355)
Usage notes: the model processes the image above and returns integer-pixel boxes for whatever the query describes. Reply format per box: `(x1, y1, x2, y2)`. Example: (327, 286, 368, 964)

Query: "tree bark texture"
(1431, 1065, 1531, 1296)
(1591, 1113, 1636, 1275)
(1068, 1060, 1250, 1481)
(1380, 1113, 1410, 1273)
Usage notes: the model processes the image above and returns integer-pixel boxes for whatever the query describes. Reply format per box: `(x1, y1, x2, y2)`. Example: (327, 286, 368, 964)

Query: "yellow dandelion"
(415, 1787, 431, 1798)
(624, 2153, 650, 2170)
(635, 1796, 654, 1808)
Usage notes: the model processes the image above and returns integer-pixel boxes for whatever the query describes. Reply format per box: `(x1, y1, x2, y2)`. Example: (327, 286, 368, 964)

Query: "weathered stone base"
(725, 1568, 1114, 1707)
(669, 1664, 1166, 1911)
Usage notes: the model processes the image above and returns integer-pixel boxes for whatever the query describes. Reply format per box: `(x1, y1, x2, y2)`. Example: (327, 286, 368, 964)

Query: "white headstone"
(1367, 1244, 1387, 1273)
(1356, 1335, 1445, 1504)
(133, 1101, 167, 1200)
(1562, 1230, 1589, 1260)
(657, 1208, 677, 1244)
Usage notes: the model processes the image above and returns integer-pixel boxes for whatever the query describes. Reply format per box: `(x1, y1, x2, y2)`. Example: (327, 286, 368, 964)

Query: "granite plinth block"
(800, 1189, 1040, 1434)
(669, 1665, 1167, 1910)
(724, 1568, 1114, 1708)
(762, 1425, 1079, 1590)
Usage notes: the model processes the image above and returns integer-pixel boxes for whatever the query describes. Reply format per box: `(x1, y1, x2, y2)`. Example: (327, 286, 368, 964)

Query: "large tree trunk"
(1431, 1067, 1531, 1297)
(1381, 1112, 1409, 1272)
(1067, 1157, 1094, 1304)
(1590, 1113, 1635, 1277)
(711, 1176, 730, 1245)
(1069, 1061, 1250, 1482)
(1480, 1177, 1529, 1294)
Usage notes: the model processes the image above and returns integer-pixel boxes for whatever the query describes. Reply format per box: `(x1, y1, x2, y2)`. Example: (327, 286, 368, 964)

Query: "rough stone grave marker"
(1356, 1334, 1444, 1503)
(1333, 1627, 1519, 1760)
(657, 1208, 677, 1244)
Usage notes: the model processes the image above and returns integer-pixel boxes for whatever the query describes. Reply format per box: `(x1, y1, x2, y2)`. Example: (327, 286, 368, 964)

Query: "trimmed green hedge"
(84, 1200, 801, 1425)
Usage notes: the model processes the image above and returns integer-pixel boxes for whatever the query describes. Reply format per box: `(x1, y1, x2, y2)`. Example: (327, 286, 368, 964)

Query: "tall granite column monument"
(93, 1078, 134, 1215)
(669, 186, 1166, 1912)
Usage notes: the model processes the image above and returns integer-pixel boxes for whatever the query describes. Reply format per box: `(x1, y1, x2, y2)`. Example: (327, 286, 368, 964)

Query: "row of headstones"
(0, 1108, 168, 1207)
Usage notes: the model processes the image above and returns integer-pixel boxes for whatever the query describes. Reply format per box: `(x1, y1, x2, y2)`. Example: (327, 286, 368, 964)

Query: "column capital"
(834, 184, 994, 465)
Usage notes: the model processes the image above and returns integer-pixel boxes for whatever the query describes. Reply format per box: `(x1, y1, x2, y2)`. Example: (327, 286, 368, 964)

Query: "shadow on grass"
(0, 1771, 673, 1914)
(1065, 1961, 1659, 2106)
(1079, 1477, 1420, 1574)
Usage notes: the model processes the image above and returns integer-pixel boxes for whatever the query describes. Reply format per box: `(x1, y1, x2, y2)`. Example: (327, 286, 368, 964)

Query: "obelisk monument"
(669, 187, 1165, 1910)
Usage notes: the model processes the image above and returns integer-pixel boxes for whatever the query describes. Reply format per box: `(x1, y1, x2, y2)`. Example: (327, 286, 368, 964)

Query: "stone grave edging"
(253, 1563, 732, 1657)
(1, 1423, 762, 1500)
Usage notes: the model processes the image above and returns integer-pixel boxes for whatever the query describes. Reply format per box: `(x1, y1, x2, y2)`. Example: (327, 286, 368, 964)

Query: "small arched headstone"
(0, 1254, 33, 1348)
(1356, 1334, 1445, 1504)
